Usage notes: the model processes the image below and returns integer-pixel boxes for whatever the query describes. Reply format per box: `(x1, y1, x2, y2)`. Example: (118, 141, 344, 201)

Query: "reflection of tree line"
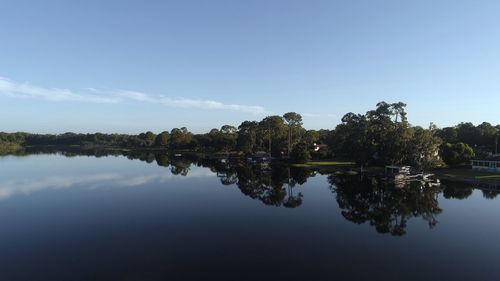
(63, 149, 313, 208)
(191, 157, 313, 208)
(219, 164, 312, 208)
(329, 176, 500, 236)
(10, 148, 500, 236)
(329, 176, 442, 236)
(133, 151, 313, 209)
(96, 149, 500, 202)
(441, 180, 500, 200)
(133, 150, 500, 208)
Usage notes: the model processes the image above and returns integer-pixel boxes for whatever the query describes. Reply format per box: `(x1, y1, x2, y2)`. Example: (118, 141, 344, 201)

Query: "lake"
(1, 151, 499, 281)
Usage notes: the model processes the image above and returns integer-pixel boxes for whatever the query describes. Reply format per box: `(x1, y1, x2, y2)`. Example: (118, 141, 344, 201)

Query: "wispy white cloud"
(0, 173, 122, 201)
(0, 77, 266, 114)
(302, 113, 337, 118)
(0, 77, 120, 104)
(302, 113, 321, 117)
(0, 168, 215, 201)
(115, 90, 266, 114)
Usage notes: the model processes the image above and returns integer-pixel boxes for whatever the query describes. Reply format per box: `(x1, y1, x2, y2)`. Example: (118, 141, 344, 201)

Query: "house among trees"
(248, 151, 271, 163)
(312, 142, 327, 152)
(471, 154, 500, 172)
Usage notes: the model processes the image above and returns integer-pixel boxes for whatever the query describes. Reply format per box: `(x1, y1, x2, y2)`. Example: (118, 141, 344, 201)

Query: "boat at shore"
(385, 165, 440, 187)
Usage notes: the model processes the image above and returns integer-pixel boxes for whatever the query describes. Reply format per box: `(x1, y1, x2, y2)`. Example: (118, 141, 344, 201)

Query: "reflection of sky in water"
(0, 154, 214, 201)
(1, 153, 500, 281)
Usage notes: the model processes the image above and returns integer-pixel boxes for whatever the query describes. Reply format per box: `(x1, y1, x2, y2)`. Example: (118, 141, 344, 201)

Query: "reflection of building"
(471, 155, 500, 172)
(385, 166, 411, 177)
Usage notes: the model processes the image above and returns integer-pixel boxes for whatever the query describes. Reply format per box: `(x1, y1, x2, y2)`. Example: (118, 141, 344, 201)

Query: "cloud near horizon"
(0, 77, 266, 114)
(0, 168, 215, 201)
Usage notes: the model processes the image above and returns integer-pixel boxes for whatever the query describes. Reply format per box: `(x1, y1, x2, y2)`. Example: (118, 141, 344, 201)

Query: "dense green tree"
(438, 127, 458, 143)
(441, 142, 475, 166)
(496, 128, 500, 154)
(330, 102, 441, 168)
(219, 125, 238, 152)
(477, 122, 497, 147)
(207, 128, 221, 150)
(283, 112, 303, 157)
(237, 121, 259, 153)
(365, 102, 412, 165)
(155, 131, 170, 147)
(406, 125, 442, 170)
(290, 142, 311, 163)
(220, 125, 237, 135)
(137, 131, 156, 147)
(170, 127, 193, 149)
(258, 116, 287, 156)
(303, 130, 320, 146)
(438, 122, 498, 154)
(332, 112, 370, 165)
(391, 102, 408, 123)
(456, 122, 478, 146)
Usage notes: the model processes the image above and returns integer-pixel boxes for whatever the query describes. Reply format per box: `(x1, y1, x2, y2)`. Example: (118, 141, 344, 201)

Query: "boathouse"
(471, 155, 500, 172)
(385, 165, 411, 176)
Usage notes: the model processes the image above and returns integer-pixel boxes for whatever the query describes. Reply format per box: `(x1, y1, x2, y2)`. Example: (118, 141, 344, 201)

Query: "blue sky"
(1, 0, 499, 133)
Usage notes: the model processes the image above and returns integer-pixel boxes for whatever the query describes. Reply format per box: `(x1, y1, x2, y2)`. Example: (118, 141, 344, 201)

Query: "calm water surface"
(1, 152, 499, 281)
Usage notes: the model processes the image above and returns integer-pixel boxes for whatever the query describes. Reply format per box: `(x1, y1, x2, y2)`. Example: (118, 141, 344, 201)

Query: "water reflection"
(442, 181, 474, 200)
(0, 173, 121, 200)
(227, 165, 313, 208)
(0, 169, 215, 201)
(328, 175, 442, 236)
(2, 148, 500, 237)
(0, 151, 213, 201)
(116, 150, 313, 208)
(442, 180, 500, 200)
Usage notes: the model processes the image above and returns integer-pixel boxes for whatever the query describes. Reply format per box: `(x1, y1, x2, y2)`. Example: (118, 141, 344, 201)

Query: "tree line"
(327, 102, 498, 168)
(1, 102, 499, 167)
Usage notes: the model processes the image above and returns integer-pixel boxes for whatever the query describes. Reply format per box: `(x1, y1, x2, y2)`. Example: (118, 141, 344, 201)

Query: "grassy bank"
(433, 168, 500, 181)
